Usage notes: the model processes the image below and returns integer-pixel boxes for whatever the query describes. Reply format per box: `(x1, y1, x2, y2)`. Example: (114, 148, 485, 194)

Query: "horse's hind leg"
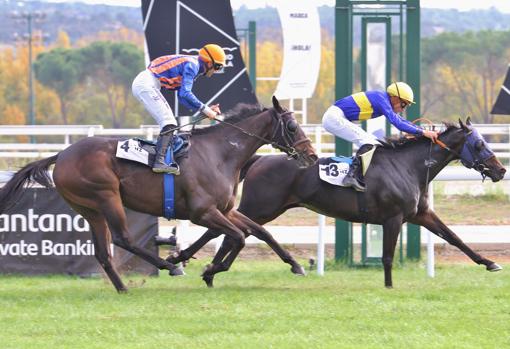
(409, 210, 501, 271)
(68, 203, 127, 292)
(100, 196, 177, 272)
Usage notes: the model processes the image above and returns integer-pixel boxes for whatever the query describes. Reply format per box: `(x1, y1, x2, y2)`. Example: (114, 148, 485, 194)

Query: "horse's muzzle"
(482, 157, 506, 182)
(486, 166, 506, 182)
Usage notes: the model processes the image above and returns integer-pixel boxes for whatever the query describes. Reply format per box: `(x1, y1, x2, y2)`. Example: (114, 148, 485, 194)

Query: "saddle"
(116, 133, 192, 167)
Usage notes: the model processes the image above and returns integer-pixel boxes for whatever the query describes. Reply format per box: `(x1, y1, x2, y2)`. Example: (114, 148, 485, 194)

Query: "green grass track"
(0, 261, 509, 349)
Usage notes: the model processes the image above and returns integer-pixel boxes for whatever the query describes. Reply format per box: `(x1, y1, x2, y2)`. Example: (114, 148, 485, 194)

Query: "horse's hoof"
(487, 263, 503, 272)
(202, 274, 214, 288)
(385, 285, 393, 289)
(169, 266, 186, 277)
(165, 252, 180, 265)
(291, 265, 306, 276)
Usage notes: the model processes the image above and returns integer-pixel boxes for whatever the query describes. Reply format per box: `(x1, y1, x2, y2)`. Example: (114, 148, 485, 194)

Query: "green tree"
(79, 41, 144, 127)
(422, 30, 510, 123)
(34, 48, 83, 124)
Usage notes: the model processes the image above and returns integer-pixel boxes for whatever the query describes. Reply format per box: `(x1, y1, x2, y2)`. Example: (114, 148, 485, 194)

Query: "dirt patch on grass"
(162, 243, 510, 265)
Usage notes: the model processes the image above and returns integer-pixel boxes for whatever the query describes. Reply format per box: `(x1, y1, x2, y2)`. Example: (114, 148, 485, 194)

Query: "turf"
(0, 261, 509, 349)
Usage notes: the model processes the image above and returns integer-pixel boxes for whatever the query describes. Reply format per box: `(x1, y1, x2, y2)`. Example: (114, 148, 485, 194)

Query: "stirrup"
(152, 163, 180, 175)
(342, 175, 366, 192)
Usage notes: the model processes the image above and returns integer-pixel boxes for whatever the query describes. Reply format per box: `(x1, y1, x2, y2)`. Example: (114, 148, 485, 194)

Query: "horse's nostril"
(501, 168, 507, 174)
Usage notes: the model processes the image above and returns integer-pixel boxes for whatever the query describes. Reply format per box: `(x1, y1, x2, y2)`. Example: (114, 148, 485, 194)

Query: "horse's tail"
(0, 154, 58, 213)
(240, 155, 263, 181)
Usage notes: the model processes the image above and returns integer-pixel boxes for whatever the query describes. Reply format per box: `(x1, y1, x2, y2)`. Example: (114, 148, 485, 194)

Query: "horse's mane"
(191, 103, 268, 135)
(378, 122, 458, 149)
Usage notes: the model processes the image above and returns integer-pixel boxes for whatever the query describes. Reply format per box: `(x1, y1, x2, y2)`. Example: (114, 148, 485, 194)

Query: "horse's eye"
(474, 139, 484, 152)
(287, 120, 298, 133)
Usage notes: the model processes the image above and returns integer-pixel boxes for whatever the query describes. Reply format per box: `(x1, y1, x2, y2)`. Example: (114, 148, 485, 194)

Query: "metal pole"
(315, 125, 325, 275)
(248, 21, 256, 92)
(406, 0, 422, 259)
(317, 214, 326, 276)
(427, 183, 435, 277)
(28, 13, 35, 143)
(335, 0, 353, 263)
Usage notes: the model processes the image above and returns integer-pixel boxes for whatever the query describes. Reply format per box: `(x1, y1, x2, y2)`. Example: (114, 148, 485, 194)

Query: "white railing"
(0, 123, 508, 277)
(0, 123, 509, 161)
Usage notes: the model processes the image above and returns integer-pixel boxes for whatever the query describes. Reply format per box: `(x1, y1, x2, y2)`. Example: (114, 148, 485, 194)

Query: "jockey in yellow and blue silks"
(322, 82, 438, 191)
(132, 44, 225, 175)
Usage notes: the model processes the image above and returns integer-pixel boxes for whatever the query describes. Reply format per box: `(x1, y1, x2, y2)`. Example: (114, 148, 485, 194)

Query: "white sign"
(275, 1, 321, 99)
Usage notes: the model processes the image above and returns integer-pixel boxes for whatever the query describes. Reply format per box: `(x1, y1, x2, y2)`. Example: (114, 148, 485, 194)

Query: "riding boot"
(342, 144, 374, 192)
(153, 125, 180, 175)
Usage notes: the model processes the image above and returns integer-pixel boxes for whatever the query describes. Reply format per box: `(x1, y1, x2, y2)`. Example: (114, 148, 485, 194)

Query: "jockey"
(322, 82, 439, 191)
(132, 43, 226, 175)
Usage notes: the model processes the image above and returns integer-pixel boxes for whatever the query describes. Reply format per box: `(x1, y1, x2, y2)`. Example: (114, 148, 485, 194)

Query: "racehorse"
(171, 118, 506, 288)
(0, 96, 317, 292)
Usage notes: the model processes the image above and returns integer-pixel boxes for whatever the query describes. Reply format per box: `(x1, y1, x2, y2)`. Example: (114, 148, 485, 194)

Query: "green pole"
(335, 0, 353, 263)
(248, 21, 256, 92)
(406, 0, 421, 259)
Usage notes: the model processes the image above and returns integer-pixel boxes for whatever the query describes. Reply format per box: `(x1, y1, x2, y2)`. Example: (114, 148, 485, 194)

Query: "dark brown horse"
(171, 118, 506, 288)
(0, 96, 317, 292)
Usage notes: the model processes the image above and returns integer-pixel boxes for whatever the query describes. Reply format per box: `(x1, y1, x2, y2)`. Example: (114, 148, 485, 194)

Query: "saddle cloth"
(115, 133, 191, 167)
(318, 156, 352, 186)
(318, 146, 377, 187)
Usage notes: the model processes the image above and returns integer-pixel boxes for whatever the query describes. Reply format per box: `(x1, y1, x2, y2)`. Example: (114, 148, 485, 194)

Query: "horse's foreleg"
(382, 215, 404, 289)
(194, 208, 246, 287)
(101, 197, 177, 272)
(167, 229, 223, 264)
(230, 212, 305, 275)
(409, 210, 501, 271)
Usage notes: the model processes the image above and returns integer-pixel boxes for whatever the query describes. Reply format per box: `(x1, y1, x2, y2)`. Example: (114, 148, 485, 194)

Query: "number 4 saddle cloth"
(115, 134, 191, 167)
(319, 147, 376, 187)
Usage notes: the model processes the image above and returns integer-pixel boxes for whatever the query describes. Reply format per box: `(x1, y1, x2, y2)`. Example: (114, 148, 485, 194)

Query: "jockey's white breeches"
(322, 105, 380, 148)
(132, 69, 177, 129)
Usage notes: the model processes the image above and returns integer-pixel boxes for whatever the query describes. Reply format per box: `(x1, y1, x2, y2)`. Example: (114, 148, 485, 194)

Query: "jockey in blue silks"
(322, 82, 439, 191)
(132, 44, 226, 175)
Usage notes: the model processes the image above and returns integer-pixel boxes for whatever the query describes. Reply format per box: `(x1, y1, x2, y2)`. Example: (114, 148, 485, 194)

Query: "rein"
(212, 111, 301, 157)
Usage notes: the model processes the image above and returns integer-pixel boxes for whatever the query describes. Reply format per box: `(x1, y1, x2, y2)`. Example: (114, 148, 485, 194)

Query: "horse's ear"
(459, 118, 466, 130)
(466, 116, 472, 125)
(272, 96, 282, 112)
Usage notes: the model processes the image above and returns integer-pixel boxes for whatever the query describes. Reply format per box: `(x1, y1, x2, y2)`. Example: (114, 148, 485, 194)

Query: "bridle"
(425, 128, 492, 189)
(213, 109, 311, 158)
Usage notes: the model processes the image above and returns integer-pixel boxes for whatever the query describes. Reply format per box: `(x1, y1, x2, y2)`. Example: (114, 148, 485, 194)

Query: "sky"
(33, 0, 510, 13)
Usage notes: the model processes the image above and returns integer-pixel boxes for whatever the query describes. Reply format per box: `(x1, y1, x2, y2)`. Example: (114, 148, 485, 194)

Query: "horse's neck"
(386, 140, 457, 184)
(208, 113, 272, 171)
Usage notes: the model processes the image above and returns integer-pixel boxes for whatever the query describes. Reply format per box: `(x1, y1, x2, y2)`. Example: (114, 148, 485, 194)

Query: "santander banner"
(0, 188, 158, 276)
(275, 1, 321, 99)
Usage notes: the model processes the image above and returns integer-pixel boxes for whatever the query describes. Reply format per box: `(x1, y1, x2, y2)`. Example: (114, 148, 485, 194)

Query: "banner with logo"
(141, 0, 258, 117)
(0, 188, 158, 276)
(491, 64, 510, 115)
(275, 1, 321, 99)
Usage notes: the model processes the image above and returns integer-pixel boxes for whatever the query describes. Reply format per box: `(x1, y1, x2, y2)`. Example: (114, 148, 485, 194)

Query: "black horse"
(171, 118, 506, 288)
(0, 96, 317, 292)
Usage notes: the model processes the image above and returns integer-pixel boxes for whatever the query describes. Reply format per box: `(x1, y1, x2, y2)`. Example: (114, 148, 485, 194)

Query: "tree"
(79, 41, 144, 127)
(34, 48, 83, 124)
(422, 30, 510, 123)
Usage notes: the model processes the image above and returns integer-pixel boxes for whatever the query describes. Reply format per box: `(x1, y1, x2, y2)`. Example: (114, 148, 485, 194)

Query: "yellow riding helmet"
(387, 82, 415, 104)
(199, 44, 226, 69)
